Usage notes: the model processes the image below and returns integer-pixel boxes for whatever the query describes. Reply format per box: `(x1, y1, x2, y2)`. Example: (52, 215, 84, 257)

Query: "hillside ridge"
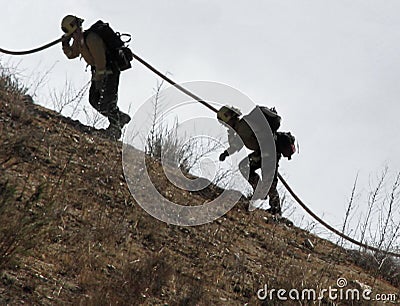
(0, 90, 399, 305)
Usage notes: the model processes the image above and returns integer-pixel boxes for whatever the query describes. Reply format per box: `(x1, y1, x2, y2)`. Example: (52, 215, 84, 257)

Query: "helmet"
(217, 105, 242, 123)
(61, 15, 84, 35)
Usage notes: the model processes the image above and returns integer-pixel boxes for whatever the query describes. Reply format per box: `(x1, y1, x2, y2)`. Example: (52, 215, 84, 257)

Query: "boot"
(266, 207, 282, 216)
(104, 125, 122, 139)
(106, 111, 131, 139)
(117, 111, 131, 129)
(249, 173, 260, 192)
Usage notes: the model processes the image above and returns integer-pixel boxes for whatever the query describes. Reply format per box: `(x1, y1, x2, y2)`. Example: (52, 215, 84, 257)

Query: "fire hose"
(1, 37, 398, 258)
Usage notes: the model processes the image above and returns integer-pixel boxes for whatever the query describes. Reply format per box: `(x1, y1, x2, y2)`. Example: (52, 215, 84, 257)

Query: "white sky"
(2, 1, 400, 242)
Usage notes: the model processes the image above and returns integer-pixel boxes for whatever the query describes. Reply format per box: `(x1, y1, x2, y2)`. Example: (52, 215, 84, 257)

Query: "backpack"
(85, 20, 133, 71)
(259, 106, 281, 132)
(244, 106, 281, 134)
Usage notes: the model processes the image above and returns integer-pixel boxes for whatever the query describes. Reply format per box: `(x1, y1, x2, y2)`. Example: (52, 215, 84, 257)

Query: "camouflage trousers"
(89, 69, 122, 127)
(239, 151, 281, 213)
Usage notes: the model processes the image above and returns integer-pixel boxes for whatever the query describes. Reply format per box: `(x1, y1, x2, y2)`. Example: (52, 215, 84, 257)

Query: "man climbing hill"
(217, 105, 296, 215)
(61, 15, 131, 139)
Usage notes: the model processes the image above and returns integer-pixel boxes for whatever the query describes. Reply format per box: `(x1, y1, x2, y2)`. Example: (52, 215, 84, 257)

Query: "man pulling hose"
(217, 105, 296, 215)
(61, 15, 131, 139)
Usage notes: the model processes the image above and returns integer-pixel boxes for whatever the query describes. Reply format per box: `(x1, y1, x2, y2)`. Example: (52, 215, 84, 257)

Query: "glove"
(219, 150, 229, 162)
(61, 35, 72, 47)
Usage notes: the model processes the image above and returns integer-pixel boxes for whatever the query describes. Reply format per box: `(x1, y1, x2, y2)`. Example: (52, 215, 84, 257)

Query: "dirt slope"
(0, 88, 399, 305)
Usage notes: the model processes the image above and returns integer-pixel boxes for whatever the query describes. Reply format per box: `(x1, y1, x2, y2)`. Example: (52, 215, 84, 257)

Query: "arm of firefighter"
(226, 128, 244, 155)
(86, 32, 108, 76)
(62, 36, 80, 59)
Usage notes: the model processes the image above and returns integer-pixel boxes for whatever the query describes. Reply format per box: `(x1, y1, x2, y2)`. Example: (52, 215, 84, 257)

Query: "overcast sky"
(2, 1, 400, 242)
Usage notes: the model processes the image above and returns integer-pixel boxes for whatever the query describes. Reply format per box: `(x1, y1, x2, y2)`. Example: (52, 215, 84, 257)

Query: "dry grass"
(0, 63, 399, 305)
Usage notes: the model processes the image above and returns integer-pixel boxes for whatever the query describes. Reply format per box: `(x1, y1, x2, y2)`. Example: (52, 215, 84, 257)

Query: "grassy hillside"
(0, 69, 399, 305)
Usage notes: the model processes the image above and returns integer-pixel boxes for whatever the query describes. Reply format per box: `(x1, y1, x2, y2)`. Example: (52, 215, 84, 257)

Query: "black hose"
(1, 36, 398, 257)
(0, 36, 65, 56)
(131, 51, 219, 113)
(278, 173, 400, 258)
(130, 51, 400, 257)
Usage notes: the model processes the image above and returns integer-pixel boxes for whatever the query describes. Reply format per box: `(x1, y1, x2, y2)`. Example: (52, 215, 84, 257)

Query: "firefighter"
(61, 15, 131, 139)
(218, 105, 295, 215)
